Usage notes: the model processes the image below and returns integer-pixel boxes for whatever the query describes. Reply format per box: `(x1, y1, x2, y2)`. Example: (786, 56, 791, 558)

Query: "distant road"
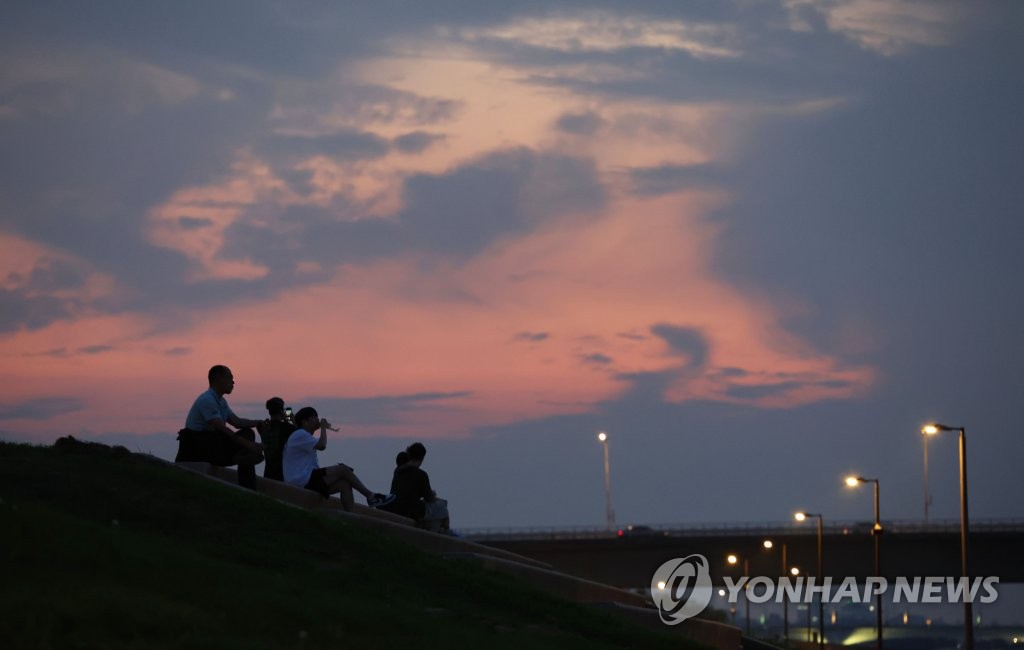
(463, 519, 1024, 587)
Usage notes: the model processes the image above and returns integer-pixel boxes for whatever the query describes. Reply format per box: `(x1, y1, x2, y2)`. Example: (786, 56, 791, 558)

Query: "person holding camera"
(258, 397, 296, 481)
(282, 406, 392, 511)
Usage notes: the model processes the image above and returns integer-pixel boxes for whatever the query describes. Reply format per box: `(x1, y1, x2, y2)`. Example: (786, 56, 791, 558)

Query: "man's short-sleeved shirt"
(185, 388, 236, 432)
(282, 428, 319, 487)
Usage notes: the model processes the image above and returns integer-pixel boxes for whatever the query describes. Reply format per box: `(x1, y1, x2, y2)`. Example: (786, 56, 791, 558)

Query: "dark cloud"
(709, 18, 1024, 382)
(0, 258, 99, 331)
(164, 347, 191, 356)
(0, 69, 273, 321)
(264, 129, 391, 160)
(78, 345, 115, 355)
(401, 147, 606, 256)
(581, 352, 613, 365)
(0, 397, 85, 420)
(713, 367, 748, 378)
(392, 131, 446, 153)
(177, 216, 214, 230)
(724, 381, 802, 401)
(555, 111, 604, 135)
(271, 84, 462, 131)
(649, 324, 708, 370)
(514, 331, 549, 342)
(33, 347, 70, 358)
(0, 258, 94, 333)
(282, 391, 472, 426)
(278, 168, 316, 196)
(219, 203, 399, 288)
(0, 289, 76, 333)
(629, 163, 726, 196)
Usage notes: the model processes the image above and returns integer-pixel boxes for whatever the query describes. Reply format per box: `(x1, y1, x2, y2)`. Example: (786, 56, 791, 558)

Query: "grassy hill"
(0, 438, 697, 649)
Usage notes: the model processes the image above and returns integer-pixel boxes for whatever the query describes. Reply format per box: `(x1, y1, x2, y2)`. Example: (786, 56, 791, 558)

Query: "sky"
(1, 0, 1023, 530)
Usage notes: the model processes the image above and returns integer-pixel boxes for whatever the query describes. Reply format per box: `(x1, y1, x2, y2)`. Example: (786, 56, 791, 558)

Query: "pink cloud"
(1, 33, 876, 446)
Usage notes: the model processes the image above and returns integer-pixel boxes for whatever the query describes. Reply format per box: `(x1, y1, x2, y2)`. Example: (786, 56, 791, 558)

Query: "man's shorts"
(175, 429, 237, 466)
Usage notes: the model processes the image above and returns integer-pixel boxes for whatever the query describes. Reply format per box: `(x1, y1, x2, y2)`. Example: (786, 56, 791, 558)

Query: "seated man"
(385, 442, 450, 532)
(175, 364, 265, 489)
(258, 397, 296, 481)
(282, 406, 391, 511)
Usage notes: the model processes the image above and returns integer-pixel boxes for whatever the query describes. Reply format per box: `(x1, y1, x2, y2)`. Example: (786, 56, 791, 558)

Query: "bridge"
(463, 519, 1024, 588)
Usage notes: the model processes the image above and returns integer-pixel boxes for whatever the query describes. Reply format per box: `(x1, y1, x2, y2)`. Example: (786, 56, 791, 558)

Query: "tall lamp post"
(763, 540, 798, 644)
(922, 423, 973, 650)
(727, 554, 751, 635)
(923, 432, 933, 523)
(796, 511, 825, 650)
(597, 432, 614, 531)
(846, 476, 884, 650)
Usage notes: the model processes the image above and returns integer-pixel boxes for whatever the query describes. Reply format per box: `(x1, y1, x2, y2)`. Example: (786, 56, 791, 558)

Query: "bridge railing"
(461, 518, 1024, 541)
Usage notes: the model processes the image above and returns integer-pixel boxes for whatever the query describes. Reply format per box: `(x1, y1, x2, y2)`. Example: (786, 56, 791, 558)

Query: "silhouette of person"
(258, 397, 296, 481)
(390, 450, 410, 495)
(282, 406, 391, 511)
(175, 365, 265, 489)
(385, 442, 450, 532)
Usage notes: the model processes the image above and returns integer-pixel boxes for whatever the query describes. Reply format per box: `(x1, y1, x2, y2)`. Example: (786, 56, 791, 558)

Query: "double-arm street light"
(597, 432, 614, 531)
(846, 476, 884, 650)
(795, 511, 825, 650)
(922, 423, 973, 650)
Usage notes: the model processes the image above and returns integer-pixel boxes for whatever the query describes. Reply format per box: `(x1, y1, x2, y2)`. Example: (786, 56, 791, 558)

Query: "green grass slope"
(0, 439, 696, 650)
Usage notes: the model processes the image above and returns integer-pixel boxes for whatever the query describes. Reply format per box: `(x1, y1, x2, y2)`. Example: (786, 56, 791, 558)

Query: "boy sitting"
(282, 406, 391, 511)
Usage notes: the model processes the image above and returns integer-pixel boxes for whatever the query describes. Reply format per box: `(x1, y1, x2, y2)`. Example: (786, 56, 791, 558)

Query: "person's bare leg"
(335, 465, 374, 499)
(231, 429, 263, 490)
(328, 480, 354, 510)
(323, 465, 363, 510)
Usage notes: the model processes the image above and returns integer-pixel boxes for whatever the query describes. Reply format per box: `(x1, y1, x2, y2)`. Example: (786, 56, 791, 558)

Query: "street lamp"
(923, 430, 933, 523)
(922, 423, 973, 650)
(795, 511, 825, 650)
(788, 565, 807, 639)
(763, 539, 791, 643)
(846, 476, 884, 650)
(597, 432, 614, 531)
(726, 553, 751, 635)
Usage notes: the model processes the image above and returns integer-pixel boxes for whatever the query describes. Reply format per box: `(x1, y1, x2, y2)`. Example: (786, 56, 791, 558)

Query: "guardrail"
(461, 518, 1024, 542)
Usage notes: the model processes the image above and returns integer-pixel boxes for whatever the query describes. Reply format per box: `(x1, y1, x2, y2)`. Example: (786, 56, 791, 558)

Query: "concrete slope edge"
(172, 461, 552, 570)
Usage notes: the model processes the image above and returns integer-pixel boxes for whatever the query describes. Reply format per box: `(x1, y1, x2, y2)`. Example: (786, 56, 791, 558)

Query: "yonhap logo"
(651, 554, 714, 625)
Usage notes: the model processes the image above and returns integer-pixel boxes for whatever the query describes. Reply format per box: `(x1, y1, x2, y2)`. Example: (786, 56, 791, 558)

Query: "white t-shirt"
(283, 428, 319, 487)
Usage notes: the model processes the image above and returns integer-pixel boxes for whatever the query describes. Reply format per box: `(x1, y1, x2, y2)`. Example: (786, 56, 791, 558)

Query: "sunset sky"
(2, 1, 1022, 528)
